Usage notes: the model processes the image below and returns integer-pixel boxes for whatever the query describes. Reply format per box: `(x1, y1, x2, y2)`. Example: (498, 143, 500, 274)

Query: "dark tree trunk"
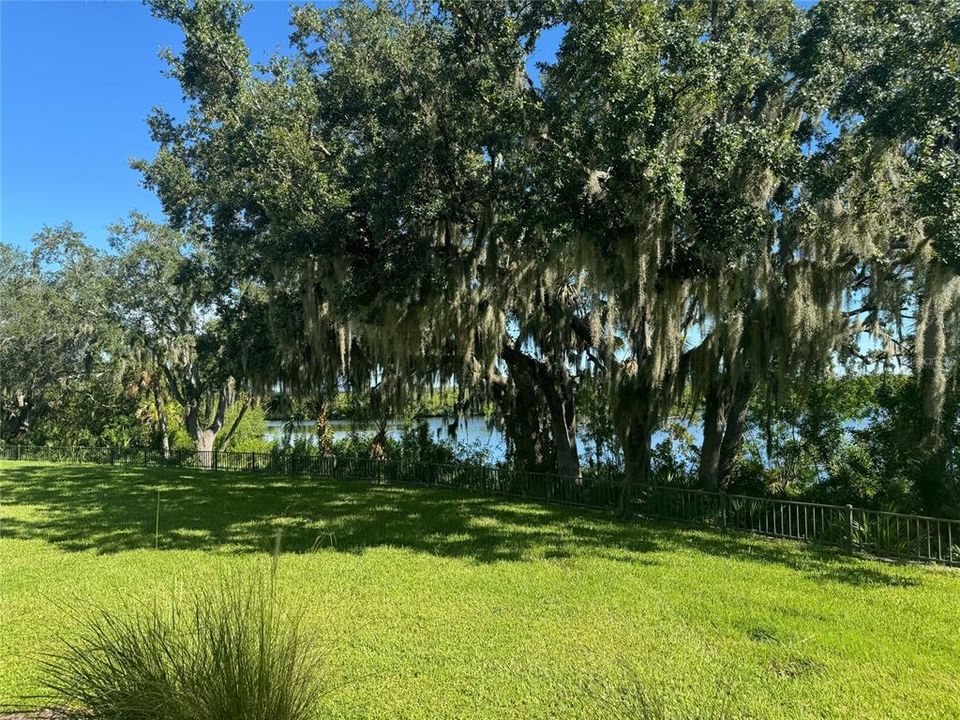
(620, 413, 653, 516)
(717, 375, 754, 489)
(541, 367, 581, 481)
(499, 343, 581, 478)
(699, 382, 725, 490)
(494, 356, 553, 472)
(918, 445, 950, 513)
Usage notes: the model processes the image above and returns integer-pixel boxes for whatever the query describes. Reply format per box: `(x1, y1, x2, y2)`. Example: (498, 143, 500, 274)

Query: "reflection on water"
(267, 417, 868, 468)
(265, 416, 704, 464)
(265, 417, 507, 461)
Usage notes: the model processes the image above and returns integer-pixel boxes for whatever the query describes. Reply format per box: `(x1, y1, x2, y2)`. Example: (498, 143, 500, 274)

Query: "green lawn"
(1, 462, 958, 719)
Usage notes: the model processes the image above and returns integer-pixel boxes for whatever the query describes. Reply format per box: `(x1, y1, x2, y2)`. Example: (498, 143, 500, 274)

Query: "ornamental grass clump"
(40, 571, 324, 720)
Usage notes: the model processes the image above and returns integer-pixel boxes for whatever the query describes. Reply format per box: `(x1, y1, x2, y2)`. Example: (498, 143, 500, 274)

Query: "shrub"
(41, 571, 325, 720)
(215, 404, 271, 453)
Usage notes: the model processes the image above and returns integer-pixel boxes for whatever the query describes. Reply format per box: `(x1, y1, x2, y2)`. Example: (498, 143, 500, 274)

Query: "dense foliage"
(3, 0, 960, 516)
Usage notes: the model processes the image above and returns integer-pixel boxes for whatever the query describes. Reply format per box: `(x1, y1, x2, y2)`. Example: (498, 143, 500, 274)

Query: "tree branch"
(218, 396, 250, 449)
(159, 363, 186, 407)
(208, 386, 229, 435)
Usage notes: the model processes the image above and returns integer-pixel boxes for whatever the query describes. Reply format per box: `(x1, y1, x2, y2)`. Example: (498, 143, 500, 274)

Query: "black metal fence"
(2, 444, 958, 567)
(643, 485, 960, 566)
(0, 444, 624, 509)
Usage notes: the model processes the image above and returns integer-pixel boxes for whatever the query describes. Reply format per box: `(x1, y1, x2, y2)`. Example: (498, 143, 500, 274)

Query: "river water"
(265, 417, 704, 464)
(266, 417, 510, 461)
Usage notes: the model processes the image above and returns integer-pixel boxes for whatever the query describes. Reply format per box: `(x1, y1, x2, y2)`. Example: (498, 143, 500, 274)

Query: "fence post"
(845, 504, 855, 554)
(16, 444, 21, 462)
(143, 448, 148, 467)
(720, 490, 727, 531)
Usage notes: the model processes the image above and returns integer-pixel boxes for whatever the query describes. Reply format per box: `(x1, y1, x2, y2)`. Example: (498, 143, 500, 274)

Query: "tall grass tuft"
(561, 669, 735, 720)
(40, 570, 325, 720)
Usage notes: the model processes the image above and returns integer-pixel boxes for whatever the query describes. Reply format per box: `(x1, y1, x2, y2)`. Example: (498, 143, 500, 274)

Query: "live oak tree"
(535, 0, 954, 499)
(0, 226, 117, 442)
(109, 214, 252, 455)
(532, 0, 860, 500)
(138, 0, 599, 478)
(135, 0, 960, 510)
(793, 0, 960, 510)
(135, 0, 836, 490)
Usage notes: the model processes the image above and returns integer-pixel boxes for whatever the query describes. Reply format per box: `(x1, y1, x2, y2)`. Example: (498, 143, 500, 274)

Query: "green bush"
(215, 404, 270, 453)
(167, 402, 270, 454)
(41, 572, 325, 720)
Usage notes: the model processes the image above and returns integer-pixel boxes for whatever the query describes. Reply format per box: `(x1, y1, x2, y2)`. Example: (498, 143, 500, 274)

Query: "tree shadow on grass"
(0, 463, 664, 563)
(0, 463, 932, 585)
(673, 526, 925, 587)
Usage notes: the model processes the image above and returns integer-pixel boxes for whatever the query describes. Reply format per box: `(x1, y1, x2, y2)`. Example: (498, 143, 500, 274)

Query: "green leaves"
(134, 0, 960, 491)
(0, 227, 122, 442)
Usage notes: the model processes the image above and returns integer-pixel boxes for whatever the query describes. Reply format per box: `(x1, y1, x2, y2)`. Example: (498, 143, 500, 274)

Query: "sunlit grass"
(1, 461, 959, 719)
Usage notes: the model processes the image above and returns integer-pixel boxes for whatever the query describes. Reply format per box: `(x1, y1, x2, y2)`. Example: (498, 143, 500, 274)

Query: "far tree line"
(2, 0, 959, 517)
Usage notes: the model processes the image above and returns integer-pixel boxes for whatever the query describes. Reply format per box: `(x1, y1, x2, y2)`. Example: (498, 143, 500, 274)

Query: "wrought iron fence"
(2, 444, 958, 566)
(639, 485, 960, 566)
(0, 444, 624, 509)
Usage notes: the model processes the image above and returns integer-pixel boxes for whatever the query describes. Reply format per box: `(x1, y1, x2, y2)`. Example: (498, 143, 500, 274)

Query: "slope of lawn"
(1, 461, 959, 720)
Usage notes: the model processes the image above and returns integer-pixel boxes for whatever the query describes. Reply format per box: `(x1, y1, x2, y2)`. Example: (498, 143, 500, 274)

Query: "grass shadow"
(0, 462, 932, 587)
(0, 463, 661, 563)
(673, 526, 926, 587)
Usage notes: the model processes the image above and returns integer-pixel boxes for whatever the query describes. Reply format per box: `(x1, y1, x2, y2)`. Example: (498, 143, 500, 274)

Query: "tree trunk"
(497, 349, 554, 473)
(370, 420, 388, 460)
(500, 343, 581, 480)
(316, 402, 333, 455)
(717, 375, 754, 489)
(540, 367, 581, 481)
(195, 428, 216, 468)
(619, 413, 653, 516)
(196, 428, 216, 453)
(152, 386, 170, 460)
(185, 404, 214, 467)
(183, 386, 233, 466)
(917, 269, 953, 511)
(698, 382, 724, 490)
(11, 392, 34, 439)
(551, 411, 581, 480)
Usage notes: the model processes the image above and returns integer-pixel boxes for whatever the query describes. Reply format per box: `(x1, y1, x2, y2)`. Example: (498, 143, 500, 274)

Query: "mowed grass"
(1, 462, 959, 719)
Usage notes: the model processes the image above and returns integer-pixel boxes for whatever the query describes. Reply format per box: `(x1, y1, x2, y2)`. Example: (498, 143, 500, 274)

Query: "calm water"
(266, 417, 508, 461)
(265, 416, 704, 464)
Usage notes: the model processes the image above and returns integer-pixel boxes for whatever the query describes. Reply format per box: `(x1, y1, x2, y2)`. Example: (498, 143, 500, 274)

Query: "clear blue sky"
(0, 1, 565, 251)
(1, 0, 314, 250)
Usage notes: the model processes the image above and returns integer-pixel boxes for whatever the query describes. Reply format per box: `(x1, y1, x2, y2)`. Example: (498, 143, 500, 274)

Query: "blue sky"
(1, 0, 312, 249)
(1, 1, 565, 252)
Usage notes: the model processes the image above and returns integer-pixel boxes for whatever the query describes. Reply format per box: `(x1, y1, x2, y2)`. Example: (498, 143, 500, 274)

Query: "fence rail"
(2, 444, 958, 567)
